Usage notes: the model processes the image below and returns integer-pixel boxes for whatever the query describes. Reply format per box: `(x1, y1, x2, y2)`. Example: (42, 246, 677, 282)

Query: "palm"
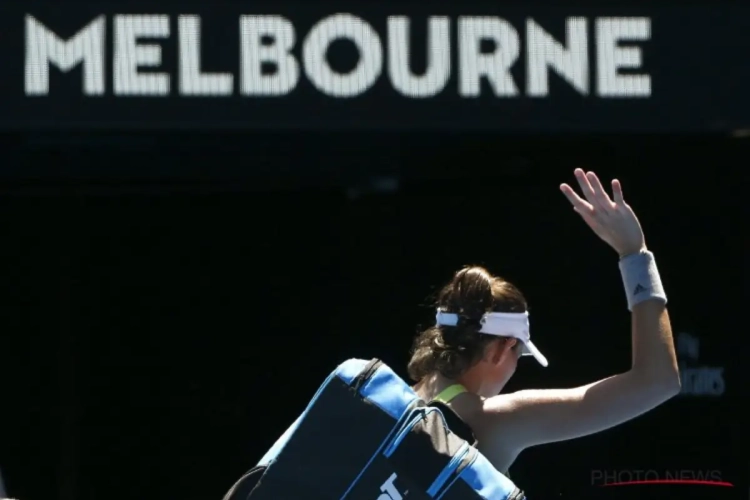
(560, 169, 645, 257)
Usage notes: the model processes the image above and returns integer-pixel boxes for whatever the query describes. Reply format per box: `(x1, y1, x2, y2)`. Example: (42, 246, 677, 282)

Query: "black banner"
(1, 1, 748, 132)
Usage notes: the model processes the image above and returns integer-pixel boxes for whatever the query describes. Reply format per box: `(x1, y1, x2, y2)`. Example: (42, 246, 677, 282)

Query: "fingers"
(562, 184, 602, 233)
(560, 183, 593, 211)
(563, 170, 631, 243)
(563, 177, 603, 232)
(612, 179, 625, 205)
(585, 172, 615, 210)
(574, 168, 598, 204)
(565, 169, 619, 213)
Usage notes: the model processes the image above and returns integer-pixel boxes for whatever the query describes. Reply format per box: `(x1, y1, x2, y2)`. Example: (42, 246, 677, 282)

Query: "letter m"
(25, 15, 106, 95)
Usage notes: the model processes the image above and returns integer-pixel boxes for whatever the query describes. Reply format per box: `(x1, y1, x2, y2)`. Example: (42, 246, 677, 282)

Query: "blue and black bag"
(223, 358, 526, 500)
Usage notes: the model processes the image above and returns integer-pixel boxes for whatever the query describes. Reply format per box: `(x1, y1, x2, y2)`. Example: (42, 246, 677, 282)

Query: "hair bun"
(443, 265, 495, 319)
(453, 266, 493, 286)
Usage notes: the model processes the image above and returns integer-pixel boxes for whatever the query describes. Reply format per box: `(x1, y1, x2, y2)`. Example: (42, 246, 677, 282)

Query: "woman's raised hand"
(560, 169, 646, 258)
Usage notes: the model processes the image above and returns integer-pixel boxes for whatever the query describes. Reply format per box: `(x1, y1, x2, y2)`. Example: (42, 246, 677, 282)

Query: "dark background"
(0, 132, 745, 500)
(0, 0, 747, 499)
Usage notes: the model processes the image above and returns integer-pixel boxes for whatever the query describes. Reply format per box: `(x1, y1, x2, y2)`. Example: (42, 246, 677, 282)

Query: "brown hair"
(407, 266, 528, 382)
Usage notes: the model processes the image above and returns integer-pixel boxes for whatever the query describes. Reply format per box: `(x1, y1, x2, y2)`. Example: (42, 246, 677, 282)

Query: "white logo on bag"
(377, 473, 404, 500)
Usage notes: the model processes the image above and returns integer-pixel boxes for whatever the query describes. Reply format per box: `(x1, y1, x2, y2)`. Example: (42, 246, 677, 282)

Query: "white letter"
(25, 15, 105, 96)
(458, 17, 519, 97)
(240, 16, 299, 95)
(596, 18, 651, 97)
(178, 15, 233, 96)
(380, 473, 402, 500)
(387, 17, 450, 98)
(114, 15, 170, 96)
(303, 14, 383, 98)
(526, 18, 588, 96)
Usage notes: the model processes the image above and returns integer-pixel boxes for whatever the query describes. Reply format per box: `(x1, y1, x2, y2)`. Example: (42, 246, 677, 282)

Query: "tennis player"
(411, 169, 680, 475)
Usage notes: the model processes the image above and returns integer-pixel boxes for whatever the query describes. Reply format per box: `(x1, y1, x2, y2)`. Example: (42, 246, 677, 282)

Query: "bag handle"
(222, 466, 266, 500)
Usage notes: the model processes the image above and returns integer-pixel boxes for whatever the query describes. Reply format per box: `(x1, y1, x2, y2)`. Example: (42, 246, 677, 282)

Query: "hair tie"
(456, 315, 482, 330)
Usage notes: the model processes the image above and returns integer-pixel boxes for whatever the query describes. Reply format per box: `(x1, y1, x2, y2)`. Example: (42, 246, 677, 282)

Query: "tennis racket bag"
(223, 358, 525, 500)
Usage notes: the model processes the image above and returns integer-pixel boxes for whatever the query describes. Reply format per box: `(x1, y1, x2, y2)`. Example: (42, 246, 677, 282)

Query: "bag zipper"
(426, 442, 470, 497)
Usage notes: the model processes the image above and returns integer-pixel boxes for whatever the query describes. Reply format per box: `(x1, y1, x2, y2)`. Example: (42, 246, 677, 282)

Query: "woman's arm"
(478, 170, 680, 452)
(481, 301, 679, 450)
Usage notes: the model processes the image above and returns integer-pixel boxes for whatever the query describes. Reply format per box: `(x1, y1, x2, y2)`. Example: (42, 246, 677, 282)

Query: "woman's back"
(406, 169, 681, 483)
(415, 376, 520, 474)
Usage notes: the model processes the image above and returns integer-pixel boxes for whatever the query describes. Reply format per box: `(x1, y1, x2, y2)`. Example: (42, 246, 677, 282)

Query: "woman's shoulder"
(452, 391, 515, 429)
(458, 393, 525, 472)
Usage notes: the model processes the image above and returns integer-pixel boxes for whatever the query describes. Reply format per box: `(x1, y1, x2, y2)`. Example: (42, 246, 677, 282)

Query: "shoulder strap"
(431, 384, 467, 405)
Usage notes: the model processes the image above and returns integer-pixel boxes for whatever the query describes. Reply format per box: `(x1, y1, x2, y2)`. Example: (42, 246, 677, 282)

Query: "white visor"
(435, 309, 548, 367)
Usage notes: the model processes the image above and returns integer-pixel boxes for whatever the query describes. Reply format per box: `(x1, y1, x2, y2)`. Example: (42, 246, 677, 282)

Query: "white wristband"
(618, 250, 667, 311)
